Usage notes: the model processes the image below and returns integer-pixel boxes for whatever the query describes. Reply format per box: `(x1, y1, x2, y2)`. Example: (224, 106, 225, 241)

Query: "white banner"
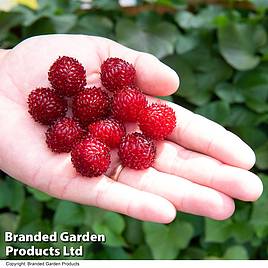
(0, 260, 268, 268)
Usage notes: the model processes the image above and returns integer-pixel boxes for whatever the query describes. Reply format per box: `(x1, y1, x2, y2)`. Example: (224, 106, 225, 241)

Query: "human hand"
(0, 35, 263, 223)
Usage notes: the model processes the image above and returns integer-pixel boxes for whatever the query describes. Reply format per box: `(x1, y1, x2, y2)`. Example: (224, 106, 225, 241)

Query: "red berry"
(112, 86, 147, 122)
(28, 87, 67, 125)
(72, 87, 110, 126)
(138, 103, 176, 140)
(71, 137, 110, 177)
(100, 57, 136, 92)
(48, 56, 86, 97)
(118, 132, 156, 170)
(46, 117, 84, 153)
(88, 118, 126, 148)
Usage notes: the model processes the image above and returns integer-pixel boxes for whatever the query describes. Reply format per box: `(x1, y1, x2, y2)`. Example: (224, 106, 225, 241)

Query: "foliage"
(0, 0, 268, 260)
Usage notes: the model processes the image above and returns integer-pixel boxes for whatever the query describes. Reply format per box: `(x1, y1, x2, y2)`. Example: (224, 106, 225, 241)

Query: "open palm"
(0, 35, 263, 223)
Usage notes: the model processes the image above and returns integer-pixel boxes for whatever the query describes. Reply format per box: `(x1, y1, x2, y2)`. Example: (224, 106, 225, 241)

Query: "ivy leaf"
(92, 212, 126, 247)
(116, 18, 178, 58)
(215, 83, 245, 104)
(27, 187, 52, 202)
(204, 218, 233, 243)
(19, 197, 42, 226)
(225, 105, 258, 127)
(143, 220, 194, 259)
(256, 142, 268, 170)
(223, 245, 249, 260)
(232, 127, 268, 149)
(195, 101, 231, 125)
(162, 55, 197, 100)
(175, 33, 199, 54)
(0, 176, 25, 212)
(250, 174, 268, 238)
(234, 64, 268, 113)
(50, 14, 77, 33)
(70, 14, 114, 38)
(54, 201, 85, 227)
(175, 6, 223, 30)
(218, 23, 262, 70)
(0, 213, 19, 258)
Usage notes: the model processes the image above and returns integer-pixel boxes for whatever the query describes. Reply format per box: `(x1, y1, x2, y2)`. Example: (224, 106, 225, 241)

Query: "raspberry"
(48, 56, 86, 97)
(28, 87, 67, 125)
(100, 57, 136, 92)
(112, 86, 147, 122)
(72, 87, 110, 126)
(88, 118, 126, 148)
(138, 103, 176, 140)
(71, 137, 110, 177)
(46, 117, 84, 153)
(118, 132, 156, 170)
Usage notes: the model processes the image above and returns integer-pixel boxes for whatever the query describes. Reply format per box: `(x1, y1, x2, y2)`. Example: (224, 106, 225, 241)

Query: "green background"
(0, 0, 268, 260)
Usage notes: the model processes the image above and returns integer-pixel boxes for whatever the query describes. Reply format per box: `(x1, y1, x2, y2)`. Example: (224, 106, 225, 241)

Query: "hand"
(0, 35, 263, 223)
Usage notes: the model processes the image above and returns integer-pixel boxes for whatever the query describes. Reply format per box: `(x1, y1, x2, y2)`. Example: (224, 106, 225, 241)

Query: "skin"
(0, 35, 263, 223)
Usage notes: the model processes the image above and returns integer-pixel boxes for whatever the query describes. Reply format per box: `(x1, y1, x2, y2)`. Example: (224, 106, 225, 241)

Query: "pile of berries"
(28, 56, 176, 177)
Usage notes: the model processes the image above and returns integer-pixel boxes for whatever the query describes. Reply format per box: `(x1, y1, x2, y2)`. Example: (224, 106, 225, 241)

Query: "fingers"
(118, 167, 235, 220)
(147, 96, 256, 170)
(154, 141, 263, 202)
(105, 38, 180, 96)
(50, 175, 176, 224)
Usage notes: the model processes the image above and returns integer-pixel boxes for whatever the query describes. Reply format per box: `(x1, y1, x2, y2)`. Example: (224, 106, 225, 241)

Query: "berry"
(72, 87, 110, 126)
(112, 86, 147, 122)
(71, 137, 110, 177)
(118, 132, 156, 170)
(88, 118, 126, 148)
(48, 56, 86, 97)
(46, 117, 84, 153)
(138, 103, 176, 140)
(28, 87, 67, 125)
(100, 57, 136, 92)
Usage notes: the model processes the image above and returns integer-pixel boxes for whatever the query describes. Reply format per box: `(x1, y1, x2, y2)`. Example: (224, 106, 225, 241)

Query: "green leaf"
(234, 64, 268, 113)
(143, 220, 194, 259)
(0, 213, 19, 233)
(54, 201, 85, 227)
(125, 218, 144, 246)
(162, 55, 197, 100)
(92, 212, 126, 247)
(215, 83, 245, 104)
(218, 22, 261, 70)
(132, 245, 153, 259)
(175, 6, 223, 30)
(175, 33, 199, 54)
(91, 0, 119, 10)
(0, 11, 23, 32)
(232, 127, 268, 149)
(195, 101, 231, 125)
(19, 197, 42, 226)
(225, 105, 258, 127)
(0, 213, 19, 259)
(116, 18, 178, 58)
(223, 245, 249, 260)
(69, 14, 114, 38)
(0, 176, 25, 212)
(230, 222, 254, 243)
(204, 218, 233, 243)
(250, 174, 268, 238)
(27, 187, 52, 202)
(16, 219, 51, 249)
(83, 207, 126, 247)
(50, 14, 77, 33)
(256, 142, 268, 170)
